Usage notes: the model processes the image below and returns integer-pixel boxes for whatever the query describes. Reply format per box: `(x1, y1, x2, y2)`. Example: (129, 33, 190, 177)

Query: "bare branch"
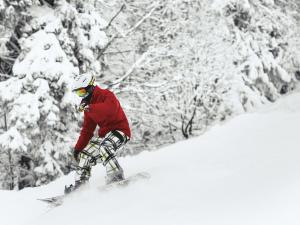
(142, 81, 168, 88)
(0, 73, 11, 79)
(109, 50, 151, 88)
(105, 4, 126, 30)
(96, 34, 119, 59)
(6, 36, 21, 54)
(181, 107, 197, 139)
(103, 50, 133, 55)
(122, 3, 159, 37)
(97, 3, 159, 59)
(0, 55, 15, 62)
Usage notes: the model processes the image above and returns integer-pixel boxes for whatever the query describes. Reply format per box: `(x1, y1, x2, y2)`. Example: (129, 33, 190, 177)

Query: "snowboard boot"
(105, 169, 125, 185)
(65, 167, 91, 194)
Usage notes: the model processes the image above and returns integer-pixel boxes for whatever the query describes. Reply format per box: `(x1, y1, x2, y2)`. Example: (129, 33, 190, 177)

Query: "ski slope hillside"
(1, 91, 300, 225)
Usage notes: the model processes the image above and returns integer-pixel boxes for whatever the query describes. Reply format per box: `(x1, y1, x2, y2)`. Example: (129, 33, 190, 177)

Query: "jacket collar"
(89, 85, 103, 104)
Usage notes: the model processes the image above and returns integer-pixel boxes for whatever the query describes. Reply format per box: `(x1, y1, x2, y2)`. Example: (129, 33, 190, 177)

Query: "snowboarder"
(66, 73, 131, 193)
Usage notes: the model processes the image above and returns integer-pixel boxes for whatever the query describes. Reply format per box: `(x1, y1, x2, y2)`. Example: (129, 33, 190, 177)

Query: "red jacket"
(74, 86, 131, 151)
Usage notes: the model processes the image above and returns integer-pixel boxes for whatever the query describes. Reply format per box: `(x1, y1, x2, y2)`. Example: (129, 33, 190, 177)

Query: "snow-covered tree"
(219, 0, 299, 104)
(0, 0, 41, 81)
(0, 127, 31, 189)
(0, 0, 109, 189)
(94, 0, 300, 152)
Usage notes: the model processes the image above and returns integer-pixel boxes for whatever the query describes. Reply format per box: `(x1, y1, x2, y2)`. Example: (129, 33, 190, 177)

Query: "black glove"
(78, 102, 89, 112)
(77, 98, 91, 113)
(73, 149, 80, 162)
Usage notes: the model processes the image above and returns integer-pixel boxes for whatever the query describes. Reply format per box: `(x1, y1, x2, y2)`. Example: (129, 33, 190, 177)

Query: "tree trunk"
(4, 111, 7, 132)
(7, 150, 14, 190)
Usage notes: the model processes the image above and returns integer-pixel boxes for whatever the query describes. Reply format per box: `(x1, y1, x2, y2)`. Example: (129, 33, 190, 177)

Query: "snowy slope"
(1, 91, 300, 225)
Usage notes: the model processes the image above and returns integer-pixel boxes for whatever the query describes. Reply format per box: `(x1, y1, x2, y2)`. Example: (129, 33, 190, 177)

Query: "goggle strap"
(89, 76, 95, 86)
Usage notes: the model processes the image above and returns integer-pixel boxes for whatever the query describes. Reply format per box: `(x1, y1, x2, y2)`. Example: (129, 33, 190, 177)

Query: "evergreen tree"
(0, 0, 109, 189)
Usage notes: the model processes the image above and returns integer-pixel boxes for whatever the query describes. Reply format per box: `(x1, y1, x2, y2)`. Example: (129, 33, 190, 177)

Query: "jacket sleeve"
(87, 94, 119, 124)
(74, 113, 97, 151)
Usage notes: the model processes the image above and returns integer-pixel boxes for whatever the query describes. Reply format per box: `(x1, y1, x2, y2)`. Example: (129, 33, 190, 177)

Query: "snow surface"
(1, 91, 300, 225)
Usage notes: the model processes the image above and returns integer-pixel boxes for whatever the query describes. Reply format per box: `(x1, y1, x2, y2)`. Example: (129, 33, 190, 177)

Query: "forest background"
(0, 0, 299, 190)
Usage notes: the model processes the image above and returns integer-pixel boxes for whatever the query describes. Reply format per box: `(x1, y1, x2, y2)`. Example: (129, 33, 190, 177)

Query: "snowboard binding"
(64, 166, 91, 194)
(105, 169, 125, 185)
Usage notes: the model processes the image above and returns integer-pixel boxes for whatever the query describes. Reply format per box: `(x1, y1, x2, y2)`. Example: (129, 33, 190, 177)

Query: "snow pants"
(75, 130, 129, 182)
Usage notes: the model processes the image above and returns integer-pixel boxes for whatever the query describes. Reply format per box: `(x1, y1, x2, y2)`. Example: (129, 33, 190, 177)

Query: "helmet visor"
(75, 88, 88, 98)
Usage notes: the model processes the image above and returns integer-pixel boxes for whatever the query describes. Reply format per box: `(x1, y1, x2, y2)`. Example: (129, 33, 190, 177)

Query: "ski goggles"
(74, 88, 88, 97)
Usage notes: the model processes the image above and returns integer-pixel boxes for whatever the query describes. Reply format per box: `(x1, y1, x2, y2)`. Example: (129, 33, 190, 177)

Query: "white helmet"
(72, 73, 95, 91)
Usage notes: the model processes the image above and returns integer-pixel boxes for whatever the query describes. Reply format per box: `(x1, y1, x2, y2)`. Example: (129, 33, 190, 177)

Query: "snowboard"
(98, 171, 150, 191)
(37, 172, 150, 207)
(37, 195, 65, 207)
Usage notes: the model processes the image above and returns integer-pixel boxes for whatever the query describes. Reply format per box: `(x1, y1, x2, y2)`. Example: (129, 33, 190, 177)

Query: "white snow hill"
(1, 91, 300, 225)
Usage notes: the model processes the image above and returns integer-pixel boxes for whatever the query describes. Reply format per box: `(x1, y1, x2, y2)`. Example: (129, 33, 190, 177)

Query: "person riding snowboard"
(66, 73, 131, 192)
